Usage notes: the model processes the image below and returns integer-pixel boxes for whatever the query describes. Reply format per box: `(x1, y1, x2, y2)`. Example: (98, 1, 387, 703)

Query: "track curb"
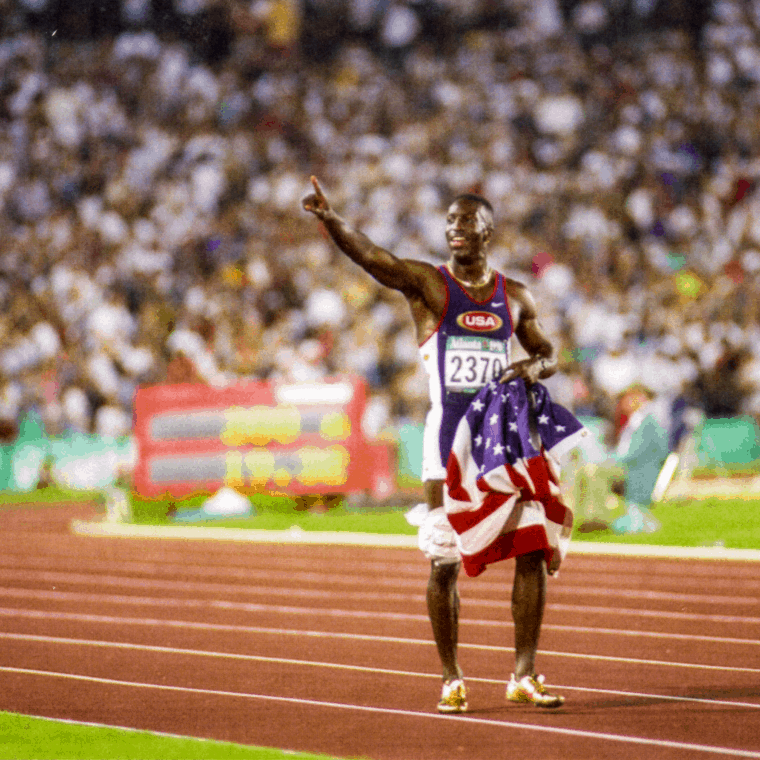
(70, 519, 760, 561)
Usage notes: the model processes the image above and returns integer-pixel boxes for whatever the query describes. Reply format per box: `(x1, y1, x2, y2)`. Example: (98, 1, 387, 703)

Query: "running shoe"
(437, 678, 468, 714)
(506, 673, 564, 708)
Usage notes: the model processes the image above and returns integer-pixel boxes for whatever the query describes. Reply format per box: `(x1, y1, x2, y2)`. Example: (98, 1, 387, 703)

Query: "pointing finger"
(310, 175, 324, 197)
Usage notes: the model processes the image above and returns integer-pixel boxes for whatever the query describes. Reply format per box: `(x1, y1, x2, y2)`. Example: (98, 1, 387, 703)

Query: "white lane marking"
(2, 631, 760, 712)
(0, 607, 758, 674)
(3, 665, 760, 758)
(69, 519, 760, 564)
(70, 520, 422, 548)
(1, 586, 759, 647)
(550, 603, 760, 625)
(0, 566, 753, 607)
(3, 549, 759, 590)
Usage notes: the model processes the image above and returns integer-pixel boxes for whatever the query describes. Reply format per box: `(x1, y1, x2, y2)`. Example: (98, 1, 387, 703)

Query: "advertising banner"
(132, 375, 396, 499)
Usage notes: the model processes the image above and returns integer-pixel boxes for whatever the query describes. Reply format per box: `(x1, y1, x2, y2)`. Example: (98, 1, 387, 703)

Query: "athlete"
(302, 175, 564, 712)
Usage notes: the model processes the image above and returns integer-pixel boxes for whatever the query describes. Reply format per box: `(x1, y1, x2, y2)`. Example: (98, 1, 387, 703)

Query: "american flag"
(445, 379, 588, 577)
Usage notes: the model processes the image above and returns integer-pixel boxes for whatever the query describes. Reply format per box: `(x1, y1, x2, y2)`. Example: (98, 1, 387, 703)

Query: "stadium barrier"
(695, 416, 760, 466)
(2, 408, 758, 501)
(0, 420, 134, 493)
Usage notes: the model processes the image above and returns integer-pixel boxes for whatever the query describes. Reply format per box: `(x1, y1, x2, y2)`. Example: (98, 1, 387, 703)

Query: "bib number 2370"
(444, 337, 507, 392)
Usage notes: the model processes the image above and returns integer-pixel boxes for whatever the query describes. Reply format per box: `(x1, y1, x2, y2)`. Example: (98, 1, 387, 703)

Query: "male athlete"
(302, 175, 564, 712)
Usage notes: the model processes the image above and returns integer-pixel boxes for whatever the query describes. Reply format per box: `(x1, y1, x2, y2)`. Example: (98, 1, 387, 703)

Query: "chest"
(435, 277, 514, 393)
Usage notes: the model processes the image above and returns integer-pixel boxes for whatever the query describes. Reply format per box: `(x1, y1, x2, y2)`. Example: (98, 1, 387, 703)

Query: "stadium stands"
(1, 0, 758, 483)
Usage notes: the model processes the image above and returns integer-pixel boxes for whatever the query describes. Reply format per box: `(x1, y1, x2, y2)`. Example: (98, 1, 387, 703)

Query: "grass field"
(0, 712, 356, 760)
(122, 486, 760, 550)
(3, 482, 760, 758)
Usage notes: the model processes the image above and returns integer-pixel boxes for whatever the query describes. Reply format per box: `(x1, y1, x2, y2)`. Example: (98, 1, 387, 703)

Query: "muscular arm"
(501, 280, 557, 385)
(321, 206, 430, 295)
(302, 176, 446, 336)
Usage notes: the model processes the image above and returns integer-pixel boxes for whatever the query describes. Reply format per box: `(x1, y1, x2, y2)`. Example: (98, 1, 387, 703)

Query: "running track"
(1, 503, 760, 759)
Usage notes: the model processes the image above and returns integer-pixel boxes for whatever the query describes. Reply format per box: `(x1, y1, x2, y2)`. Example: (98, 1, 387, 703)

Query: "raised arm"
(302, 176, 442, 303)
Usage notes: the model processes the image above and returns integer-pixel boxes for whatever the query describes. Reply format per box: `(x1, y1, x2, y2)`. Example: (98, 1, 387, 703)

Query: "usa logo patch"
(456, 312, 503, 332)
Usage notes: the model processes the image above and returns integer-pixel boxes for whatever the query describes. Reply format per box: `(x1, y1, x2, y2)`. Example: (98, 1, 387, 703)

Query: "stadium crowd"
(0, 0, 759, 447)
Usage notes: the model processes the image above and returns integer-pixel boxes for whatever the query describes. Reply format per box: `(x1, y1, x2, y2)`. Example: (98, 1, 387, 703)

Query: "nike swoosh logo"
(491, 302, 504, 307)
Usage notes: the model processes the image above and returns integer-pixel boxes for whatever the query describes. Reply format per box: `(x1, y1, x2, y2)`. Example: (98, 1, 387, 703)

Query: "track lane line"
(4, 552, 760, 593)
(2, 631, 759, 711)
(1, 588, 759, 646)
(0, 567, 755, 607)
(2, 665, 759, 758)
(0, 607, 758, 673)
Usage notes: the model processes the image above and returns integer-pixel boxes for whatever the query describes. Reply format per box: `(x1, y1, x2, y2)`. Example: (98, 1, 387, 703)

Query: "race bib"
(444, 336, 507, 393)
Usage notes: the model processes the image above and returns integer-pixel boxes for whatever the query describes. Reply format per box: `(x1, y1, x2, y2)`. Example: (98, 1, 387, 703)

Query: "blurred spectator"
(610, 384, 668, 534)
(0, 0, 758, 452)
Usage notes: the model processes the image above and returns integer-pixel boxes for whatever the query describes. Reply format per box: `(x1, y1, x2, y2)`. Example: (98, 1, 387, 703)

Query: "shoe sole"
(437, 703, 468, 714)
(507, 695, 564, 708)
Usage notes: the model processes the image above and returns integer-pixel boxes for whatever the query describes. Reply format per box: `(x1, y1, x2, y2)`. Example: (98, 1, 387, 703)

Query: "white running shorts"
(405, 504, 460, 564)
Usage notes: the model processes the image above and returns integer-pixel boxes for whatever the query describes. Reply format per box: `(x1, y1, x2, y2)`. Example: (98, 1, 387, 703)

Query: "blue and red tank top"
(419, 265, 514, 466)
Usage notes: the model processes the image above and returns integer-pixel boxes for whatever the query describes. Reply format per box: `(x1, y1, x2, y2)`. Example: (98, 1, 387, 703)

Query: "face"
(445, 198, 492, 261)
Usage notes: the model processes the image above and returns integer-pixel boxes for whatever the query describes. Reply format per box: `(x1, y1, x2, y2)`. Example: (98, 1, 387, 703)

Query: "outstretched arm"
(302, 176, 440, 301)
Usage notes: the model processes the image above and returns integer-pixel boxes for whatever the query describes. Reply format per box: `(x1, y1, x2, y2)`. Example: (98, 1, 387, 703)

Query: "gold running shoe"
(437, 679, 468, 714)
(506, 674, 564, 708)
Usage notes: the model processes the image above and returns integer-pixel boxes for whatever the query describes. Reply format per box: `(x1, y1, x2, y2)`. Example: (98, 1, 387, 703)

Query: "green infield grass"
(124, 488, 760, 550)
(0, 486, 101, 505)
(571, 495, 760, 548)
(5, 485, 760, 550)
(0, 712, 361, 760)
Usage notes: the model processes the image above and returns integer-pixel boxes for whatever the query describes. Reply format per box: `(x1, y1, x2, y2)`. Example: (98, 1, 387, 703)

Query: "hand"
(301, 175, 332, 220)
(499, 356, 544, 386)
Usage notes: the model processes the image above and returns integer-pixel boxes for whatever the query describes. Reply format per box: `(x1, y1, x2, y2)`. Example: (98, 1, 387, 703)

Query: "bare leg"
(424, 479, 462, 682)
(511, 549, 547, 679)
(427, 559, 462, 682)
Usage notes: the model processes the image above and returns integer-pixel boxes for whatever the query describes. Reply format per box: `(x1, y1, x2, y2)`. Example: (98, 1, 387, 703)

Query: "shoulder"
(501, 275, 538, 317)
(401, 259, 446, 296)
(501, 274, 531, 296)
(405, 259, 444, 278)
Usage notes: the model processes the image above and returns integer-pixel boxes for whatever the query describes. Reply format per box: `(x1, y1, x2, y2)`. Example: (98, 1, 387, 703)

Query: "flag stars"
(472, 399, 484, 411)
(538, 414, 550, 425)
(489, 413, 499, 426)
(493, 443, 504, 455)
(475, 435, 483, 447)
(508, 422, 518, 431)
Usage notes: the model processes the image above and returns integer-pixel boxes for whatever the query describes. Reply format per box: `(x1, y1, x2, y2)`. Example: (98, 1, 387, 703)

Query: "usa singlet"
(420, 265, 514, 481)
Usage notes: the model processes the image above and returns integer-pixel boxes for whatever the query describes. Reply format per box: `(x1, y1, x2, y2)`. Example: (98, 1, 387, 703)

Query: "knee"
(428, 560, 460, 593)
(515, 550, 546, 576)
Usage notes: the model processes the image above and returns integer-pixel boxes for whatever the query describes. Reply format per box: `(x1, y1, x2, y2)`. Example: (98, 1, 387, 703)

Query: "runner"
(302, 176, 564, 712)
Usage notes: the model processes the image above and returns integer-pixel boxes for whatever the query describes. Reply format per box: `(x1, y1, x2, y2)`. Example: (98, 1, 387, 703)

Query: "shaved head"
(452, 194, 493, 217)
(449, 194, 494, 233)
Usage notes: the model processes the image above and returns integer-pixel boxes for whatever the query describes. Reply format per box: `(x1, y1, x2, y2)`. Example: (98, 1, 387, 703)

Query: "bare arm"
(500, 281, 557, 385)
(302, 176, 440, 300)
(302, 177, 448, 341)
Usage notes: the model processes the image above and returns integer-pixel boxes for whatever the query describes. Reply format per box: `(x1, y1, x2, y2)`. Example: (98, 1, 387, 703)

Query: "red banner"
(132, 376, 396, 499)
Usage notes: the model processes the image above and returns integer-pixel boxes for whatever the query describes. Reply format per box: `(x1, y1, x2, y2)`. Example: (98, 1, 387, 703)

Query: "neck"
(446, 261, 492, 288)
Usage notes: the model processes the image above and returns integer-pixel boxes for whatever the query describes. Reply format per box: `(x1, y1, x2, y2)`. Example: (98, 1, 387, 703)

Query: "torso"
(419, 265, 514, 467)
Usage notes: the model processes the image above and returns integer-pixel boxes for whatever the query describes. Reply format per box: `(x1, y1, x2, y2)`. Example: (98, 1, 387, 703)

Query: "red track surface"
(1, 503, 760, 759)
